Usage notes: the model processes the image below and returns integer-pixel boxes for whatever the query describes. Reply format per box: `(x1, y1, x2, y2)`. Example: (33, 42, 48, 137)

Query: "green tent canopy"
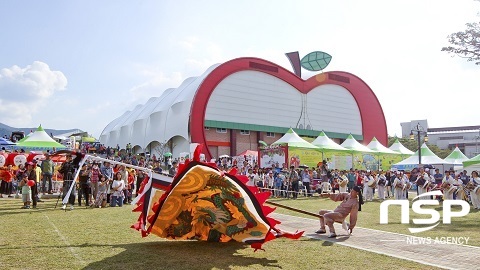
(82, 137, 97, 143)
(14, 125, 67, 151)
(463, 153, 480, 168)
(443, 147, 469, 167)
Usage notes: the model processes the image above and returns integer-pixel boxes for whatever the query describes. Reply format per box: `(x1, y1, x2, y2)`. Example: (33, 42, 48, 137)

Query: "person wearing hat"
(316, 185, 364, 238)
(40, 153, 55, 194)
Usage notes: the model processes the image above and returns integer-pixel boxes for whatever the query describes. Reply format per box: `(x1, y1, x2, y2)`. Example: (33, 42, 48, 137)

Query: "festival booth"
(309, 131, 350, 170)
(392, 143, 453, 172)
(443, 146, 469, 171)
(232, 150, 258, 170)
(339, 134, 375, 170)
(0, 137, 16, 151)
(259, 128, 320, 169)
(311, 131, 348, 158)
(462, 154, 480, 174)
(389, 138, 415, 157)
(14, 125, 67, 152)
(366, 137, 402, 171)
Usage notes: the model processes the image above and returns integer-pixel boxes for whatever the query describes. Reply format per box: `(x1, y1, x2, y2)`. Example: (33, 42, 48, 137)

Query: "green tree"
(441, 1, 480, 65)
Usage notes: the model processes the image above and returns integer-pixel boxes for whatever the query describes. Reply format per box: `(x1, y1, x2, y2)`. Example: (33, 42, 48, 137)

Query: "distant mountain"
(0, 122, 83, 139)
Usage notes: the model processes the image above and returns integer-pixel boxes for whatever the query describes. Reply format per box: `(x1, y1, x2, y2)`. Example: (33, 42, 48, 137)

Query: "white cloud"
(127, 39, 228, 108)
(0, 61, 67, 126)
(178, 36, 199, 52)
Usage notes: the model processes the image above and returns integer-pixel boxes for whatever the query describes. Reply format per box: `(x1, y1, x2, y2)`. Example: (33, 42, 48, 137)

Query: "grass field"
(269, 193, 480, 247)
(0, 197, 443, 270)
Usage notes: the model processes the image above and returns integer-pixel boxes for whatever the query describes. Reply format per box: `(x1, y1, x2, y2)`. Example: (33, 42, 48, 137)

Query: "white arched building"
(100, 57, 387, 160)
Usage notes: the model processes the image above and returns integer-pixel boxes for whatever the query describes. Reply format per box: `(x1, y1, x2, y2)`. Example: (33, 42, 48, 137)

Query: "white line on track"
(44, 214, 86, 267)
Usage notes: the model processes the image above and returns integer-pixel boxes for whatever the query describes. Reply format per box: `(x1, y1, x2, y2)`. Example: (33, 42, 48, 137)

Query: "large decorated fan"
(132, 145, 302, 250)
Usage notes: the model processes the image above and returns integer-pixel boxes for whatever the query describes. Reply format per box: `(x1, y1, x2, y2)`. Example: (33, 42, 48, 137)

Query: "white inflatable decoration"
(0, 155, 6, 167)
(14, 155, 27, 166)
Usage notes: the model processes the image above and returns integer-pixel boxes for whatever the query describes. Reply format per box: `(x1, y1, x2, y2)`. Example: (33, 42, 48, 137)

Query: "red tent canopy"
(237, 150, 258, 157)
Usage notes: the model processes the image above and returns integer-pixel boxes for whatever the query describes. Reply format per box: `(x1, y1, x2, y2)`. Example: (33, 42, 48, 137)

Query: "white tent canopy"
(392, 143, 452, 171)
(311, 131, 347, 152)
(271, 128, 319, 149)
(389, 138, 414, 155)
(340, 134, 374, 153)
(367, 137, 398, 154)
(444, 147, 469, 170)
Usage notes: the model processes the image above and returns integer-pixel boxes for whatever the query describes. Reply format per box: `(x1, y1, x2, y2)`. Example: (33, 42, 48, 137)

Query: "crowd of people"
(0, 147, 171, 210)
(56, 153, 164, 210)
(2, 146, 480, 213)
(219, 159, 480, 210)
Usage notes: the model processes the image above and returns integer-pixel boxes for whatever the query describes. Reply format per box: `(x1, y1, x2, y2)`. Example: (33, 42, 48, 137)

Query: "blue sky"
(0, 0, 479, 139)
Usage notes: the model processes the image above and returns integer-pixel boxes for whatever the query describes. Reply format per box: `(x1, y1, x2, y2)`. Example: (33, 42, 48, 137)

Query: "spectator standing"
(136, 170, 146, 195)
(100, 161, 114, 203)
(117, 165, 128, 204)
(433, 168, 443, 185)
(301, 168, 312, 197)
(110, 172, 125, 207)
(168, 161, 178, 177)
(168, 157, 174, 170)
(288, 166, 300, 199)
(59, 156, 76, 210)
(460, 170, 470, 185)
(90, 163, 100, 200)
(40, 153, 55, 194)
(274, 172, 284, 198)
(246, 168, 255, 186)
(77, 164, 90, 207)
(126, 169, 135, 203)
(265, 170, 274, 192)
(346, 169, 356, 192)
(131, 155, 138, 166)
(1, 165, 14, 197)
(26, 162, 38, 208)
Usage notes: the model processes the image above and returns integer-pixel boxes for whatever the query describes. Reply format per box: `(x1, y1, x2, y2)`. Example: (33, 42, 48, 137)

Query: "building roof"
(428, 125, 480, 133)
